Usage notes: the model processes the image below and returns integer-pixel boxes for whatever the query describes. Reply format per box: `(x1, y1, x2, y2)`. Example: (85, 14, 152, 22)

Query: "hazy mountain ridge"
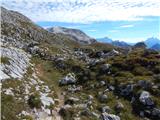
(47, 26, 97, 44)
(151, 43, 160, 51)
(97, 36, 160, 50)
(145, 37, 160, 48)
(97, 37, 130, 48)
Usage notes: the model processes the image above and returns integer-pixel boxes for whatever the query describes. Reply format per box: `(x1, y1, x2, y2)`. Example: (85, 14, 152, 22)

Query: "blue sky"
(37, 17, 159, 42)
(2, 0, 160, 43)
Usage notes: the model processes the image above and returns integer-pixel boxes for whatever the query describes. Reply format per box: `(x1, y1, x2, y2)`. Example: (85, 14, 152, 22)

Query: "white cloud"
(120, 24, 134, 28)
(117, 37, 146, 43)
(108, 30, 119, 33)
(2, 0, 160, 23)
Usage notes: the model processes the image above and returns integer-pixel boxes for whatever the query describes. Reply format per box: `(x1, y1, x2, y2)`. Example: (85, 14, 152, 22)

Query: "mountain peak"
(151, 43, 160, 51)
(47, 26, 97, 44)
(145, 37, 160, 48)
(1, 6, 33, 25)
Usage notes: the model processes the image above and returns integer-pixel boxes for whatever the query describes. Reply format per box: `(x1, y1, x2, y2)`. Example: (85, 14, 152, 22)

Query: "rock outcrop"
(59, 73, 77, 85)
(100, 112, 120, 120)
(0, 46, 31, 80)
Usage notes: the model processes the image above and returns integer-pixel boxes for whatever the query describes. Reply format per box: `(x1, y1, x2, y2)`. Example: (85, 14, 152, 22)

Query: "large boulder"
(102, 49, 120, 58)
(139, 91, 154, 106)
(59, 73, 76, 85)
(100, 112, 120, 120)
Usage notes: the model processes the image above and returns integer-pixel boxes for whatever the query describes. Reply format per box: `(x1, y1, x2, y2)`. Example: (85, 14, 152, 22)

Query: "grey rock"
(100, 81, 106, 86)
(139, 91, 154, 106)
(91, 112, 100, 118)
(88, 95, 94, 101)
(89, 59, 101, 66)
(101, 106, 111, 113)
(102, 49, 120, 58)
(68, 97, 79, 102)
(59, 73, 76, 85)
(67, 85, 82, 93)
(140, 111, 144, 117)
(100, 112, 120, 120)
(0, 47, 31, 80)
(99, 94, 108, 103)
(109, 86, 115, 91)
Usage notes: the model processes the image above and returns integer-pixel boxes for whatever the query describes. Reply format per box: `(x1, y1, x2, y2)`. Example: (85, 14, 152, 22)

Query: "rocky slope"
(47, 26, 97, 44)
(1, 7, 160, 120)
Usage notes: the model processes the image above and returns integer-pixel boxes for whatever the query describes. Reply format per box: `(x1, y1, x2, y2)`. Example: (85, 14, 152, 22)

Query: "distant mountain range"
(97, 37, 131, 48)
(151, 43, 160, 51)
(97, 37, 160, 51)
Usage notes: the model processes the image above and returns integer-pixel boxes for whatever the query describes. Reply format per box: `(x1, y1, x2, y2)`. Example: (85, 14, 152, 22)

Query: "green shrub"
(115, 71, 134, 78)
(59, 107, 76, 120)
(154, 74, 160, 83)
(153, 65, 160, 74)
(1, 94, 25, 120)
(133, 66, 152, 76)
(21, 115, 33, 120)
(28, 93, 42, 109)
(111, 67, 119, 74)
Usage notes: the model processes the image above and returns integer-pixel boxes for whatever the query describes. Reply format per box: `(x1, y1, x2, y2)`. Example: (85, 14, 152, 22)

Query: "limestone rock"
(139, 91, 154, 106)
(100, 112, 120, 120)
(59, 73, 76, 85)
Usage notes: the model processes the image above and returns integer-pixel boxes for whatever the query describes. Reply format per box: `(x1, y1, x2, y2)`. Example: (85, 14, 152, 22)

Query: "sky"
(1, 0, 160, 43)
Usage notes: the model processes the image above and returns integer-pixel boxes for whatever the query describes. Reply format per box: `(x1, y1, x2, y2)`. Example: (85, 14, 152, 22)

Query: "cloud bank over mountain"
(2, 0, 160, 23)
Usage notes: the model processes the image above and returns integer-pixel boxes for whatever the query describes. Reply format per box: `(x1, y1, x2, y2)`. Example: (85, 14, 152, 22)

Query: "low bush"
(28, 93, 42, 109)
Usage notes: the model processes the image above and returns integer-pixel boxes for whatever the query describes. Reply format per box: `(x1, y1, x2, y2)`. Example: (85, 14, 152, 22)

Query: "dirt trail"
(52, 90, 64, 120)
(36, 64, 64, 120)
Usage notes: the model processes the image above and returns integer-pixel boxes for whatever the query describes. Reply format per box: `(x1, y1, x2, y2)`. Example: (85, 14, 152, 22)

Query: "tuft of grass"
(1, 94, 27, 120)
(1, 57, 10, 65)
(28, 93, 42, 109)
